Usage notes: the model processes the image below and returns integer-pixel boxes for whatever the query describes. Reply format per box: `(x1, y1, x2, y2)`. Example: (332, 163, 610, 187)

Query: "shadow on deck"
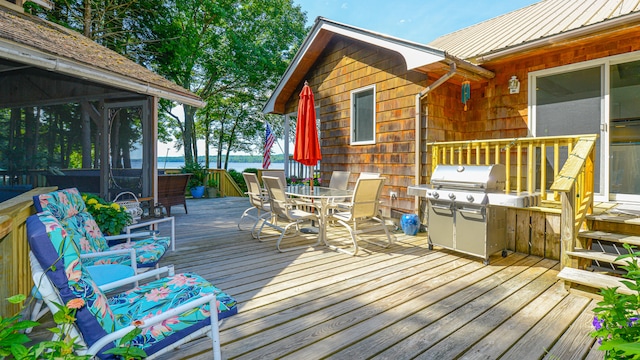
(29, 197, 603, 359)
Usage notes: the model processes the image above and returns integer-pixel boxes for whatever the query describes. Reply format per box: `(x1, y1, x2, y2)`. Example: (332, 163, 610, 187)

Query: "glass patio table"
(285, 185, 353, 246)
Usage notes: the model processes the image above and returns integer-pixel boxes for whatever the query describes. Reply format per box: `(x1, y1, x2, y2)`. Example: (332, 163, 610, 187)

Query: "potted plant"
(82, 193, 133, 235)
(206, 177, 219, 198)
(181, 161, 206, 199)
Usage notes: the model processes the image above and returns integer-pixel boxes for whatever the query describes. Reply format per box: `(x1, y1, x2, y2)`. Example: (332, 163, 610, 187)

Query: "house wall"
(426, 27, 640, 258)
(282, 26, 640, 221)
(284, 37, 429, 217)
(420, 26, 640, 185)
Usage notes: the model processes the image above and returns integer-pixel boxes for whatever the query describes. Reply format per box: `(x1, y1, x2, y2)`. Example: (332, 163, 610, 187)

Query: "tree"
(134, 0, 307, 166)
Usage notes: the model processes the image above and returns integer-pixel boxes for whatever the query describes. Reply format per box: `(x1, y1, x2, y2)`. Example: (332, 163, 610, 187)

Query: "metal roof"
(429, 0, 640, 63)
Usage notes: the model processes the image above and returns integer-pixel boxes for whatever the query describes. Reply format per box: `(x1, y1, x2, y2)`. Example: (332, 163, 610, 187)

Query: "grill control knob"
(466, 194, 475, 203)
(448, 192, 456, 200)
(432, 192, 439, 199)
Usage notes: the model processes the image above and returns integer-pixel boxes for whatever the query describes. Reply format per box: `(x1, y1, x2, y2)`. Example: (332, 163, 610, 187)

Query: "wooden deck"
(31, 197, 604, 359)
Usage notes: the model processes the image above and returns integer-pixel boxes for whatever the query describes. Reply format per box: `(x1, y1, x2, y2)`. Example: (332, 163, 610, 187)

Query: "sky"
(292, 0, 541, 44)
(160, 0, 542, 158)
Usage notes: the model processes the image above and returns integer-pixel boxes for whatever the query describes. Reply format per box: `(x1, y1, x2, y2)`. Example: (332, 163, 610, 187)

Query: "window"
(351, 85, 375, 144)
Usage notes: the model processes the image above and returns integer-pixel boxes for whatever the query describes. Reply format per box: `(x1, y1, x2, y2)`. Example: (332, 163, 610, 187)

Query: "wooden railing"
(550, 136, 597, 268)
(0, 187, 57, 317)
(208, 169, 244, 197)
(429, 134, 597, 268)
(429, 135, 595, 203)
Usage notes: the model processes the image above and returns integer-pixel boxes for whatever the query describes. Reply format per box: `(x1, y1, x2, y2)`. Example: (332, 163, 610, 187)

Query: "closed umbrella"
(293, 81, 322, 191)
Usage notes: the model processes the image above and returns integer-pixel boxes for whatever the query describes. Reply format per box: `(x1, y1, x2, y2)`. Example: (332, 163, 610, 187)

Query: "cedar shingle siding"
(284, 38, 428, 215)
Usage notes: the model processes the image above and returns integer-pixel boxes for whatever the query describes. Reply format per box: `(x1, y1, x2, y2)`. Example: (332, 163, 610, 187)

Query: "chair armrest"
(105, 231, 157, 242)
(98, 265, 175, 292)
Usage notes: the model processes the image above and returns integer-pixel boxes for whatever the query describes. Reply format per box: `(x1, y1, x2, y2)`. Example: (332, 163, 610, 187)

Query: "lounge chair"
(27, 211, 237, 359)
(33, 187, 169, 270)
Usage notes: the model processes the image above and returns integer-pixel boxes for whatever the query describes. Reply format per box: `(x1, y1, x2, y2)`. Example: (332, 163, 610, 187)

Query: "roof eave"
(263, 17, 447, 115)
(0, 38, 205, 108)
(474, 11, 640, 64)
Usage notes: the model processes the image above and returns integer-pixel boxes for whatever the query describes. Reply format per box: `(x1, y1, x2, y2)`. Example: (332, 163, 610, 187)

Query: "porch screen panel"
(535, 66, 602, 193)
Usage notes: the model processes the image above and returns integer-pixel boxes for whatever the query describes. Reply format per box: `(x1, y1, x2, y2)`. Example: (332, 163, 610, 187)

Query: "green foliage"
(288, 175, 321, 186)
(228, 169, 246, 193)
(82, 193, 133, 235)
(182, 161, 207, 189)
(207, 177, 218, 188)
(0, 295, 39, 358)
(103, 328, 147, 359)
(591, 243, 640, 359)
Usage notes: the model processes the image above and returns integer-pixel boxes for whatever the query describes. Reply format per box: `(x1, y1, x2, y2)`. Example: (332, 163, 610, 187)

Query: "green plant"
(591, 243, 640, 359)
(228, 169, 246, 193)
(82, 193, 133, 235)
(181, 161, 207, 189)
(0, 294, 146, 359)
(0, 294, 40, 358)
(207, 177, 218, 188)
(288, 175, 321, 186)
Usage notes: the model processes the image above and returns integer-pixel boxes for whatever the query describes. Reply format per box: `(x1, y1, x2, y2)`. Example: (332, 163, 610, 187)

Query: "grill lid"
(430, 164, 506, 192)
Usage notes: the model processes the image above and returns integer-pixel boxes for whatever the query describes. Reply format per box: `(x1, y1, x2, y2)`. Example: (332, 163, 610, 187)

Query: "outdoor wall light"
(508, 75, 520, 94)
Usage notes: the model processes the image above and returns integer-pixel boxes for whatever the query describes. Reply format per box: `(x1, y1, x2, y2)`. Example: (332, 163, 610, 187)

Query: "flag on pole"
(263, 122, 275, 169)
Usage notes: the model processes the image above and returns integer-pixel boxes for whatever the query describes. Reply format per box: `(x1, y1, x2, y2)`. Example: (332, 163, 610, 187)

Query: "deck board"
(28, 197, 603, 359)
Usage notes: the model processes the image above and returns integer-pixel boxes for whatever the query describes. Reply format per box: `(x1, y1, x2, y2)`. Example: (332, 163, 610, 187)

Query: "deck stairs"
(557, 209, 640, 295)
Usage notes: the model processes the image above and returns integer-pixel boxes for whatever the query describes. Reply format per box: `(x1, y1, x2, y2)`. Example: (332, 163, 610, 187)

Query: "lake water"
(157, 161, 284, 172)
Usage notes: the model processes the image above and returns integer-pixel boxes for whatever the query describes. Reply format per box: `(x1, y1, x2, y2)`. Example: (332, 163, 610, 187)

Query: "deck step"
(557, 267, 633, 295)
(587, 213, 640, 225)
(578, 230, 640, 247)
(565, 249, 628, 265)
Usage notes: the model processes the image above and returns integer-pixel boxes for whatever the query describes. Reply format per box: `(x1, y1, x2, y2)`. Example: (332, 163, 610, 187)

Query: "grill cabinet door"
(428, 200, 454, 250)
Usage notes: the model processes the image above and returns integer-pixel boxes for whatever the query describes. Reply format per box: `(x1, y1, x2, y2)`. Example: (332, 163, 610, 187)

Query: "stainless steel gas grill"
(408, 164, 540, 265)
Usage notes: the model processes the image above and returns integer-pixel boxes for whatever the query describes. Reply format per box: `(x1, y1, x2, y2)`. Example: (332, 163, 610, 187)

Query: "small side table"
(125, 216, 176, 251)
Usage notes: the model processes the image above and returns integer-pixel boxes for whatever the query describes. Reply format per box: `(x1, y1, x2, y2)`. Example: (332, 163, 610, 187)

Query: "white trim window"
(350, 85, 376, 145)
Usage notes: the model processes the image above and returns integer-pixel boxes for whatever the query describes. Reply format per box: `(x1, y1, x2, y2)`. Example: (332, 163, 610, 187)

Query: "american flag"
(263, 122, 275, 169)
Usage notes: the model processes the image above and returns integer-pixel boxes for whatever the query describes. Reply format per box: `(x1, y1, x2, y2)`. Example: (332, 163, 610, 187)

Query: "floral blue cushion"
(108, 273, 237, 354)
(28, 211, 238, 359)
(34, 188, 169, 268)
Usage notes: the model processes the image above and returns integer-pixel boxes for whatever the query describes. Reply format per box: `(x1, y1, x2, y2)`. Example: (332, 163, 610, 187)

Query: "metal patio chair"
(238, 172, 273, 238)
(326, 177, 392, 256)
(260, 176, 320, 252)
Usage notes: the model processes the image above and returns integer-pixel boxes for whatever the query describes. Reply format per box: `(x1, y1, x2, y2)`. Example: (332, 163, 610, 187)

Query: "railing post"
(560, 187, 576, 269)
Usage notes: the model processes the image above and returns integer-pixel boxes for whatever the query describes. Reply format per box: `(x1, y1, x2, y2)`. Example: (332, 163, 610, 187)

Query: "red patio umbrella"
(293, 81, 322, 191)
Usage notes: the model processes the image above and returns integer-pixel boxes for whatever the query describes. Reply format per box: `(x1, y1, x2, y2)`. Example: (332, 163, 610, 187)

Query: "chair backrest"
(243, 172, 267, 209)
(351, 177, 385, 219)
(262, 170, 287, 187)
(33, 188, 110, 254)
(359, 172, 380, 179)
(262, 176, 290, 219)
(329, 171, 351, 190)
